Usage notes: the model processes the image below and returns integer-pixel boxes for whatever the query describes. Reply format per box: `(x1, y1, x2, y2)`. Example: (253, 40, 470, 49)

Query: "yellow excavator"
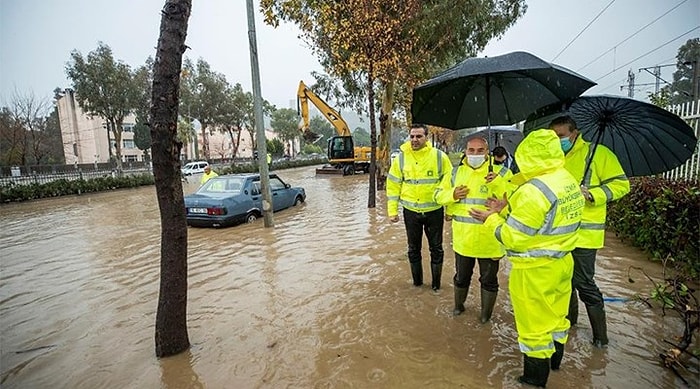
(297, 80, 383, 175)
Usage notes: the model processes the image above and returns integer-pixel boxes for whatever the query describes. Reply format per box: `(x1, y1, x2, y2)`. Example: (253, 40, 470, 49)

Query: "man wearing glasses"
(387, 124, 453, 291)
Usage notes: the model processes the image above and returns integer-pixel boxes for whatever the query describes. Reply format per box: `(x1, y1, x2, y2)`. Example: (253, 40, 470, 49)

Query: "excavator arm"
(297, 80, 352, 138)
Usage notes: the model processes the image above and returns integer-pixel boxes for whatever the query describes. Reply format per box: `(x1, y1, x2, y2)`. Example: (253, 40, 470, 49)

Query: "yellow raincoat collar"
(400, 139, 434, 156)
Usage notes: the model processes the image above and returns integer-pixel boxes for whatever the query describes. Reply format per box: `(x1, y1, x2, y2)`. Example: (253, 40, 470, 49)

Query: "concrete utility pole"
(246, 0, 273, 228)
(692, 58, 700, 103)
(627, 69, 635, 98)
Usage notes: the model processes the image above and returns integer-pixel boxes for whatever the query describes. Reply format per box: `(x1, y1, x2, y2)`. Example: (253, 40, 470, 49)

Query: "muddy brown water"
(1, 166, 697, 388)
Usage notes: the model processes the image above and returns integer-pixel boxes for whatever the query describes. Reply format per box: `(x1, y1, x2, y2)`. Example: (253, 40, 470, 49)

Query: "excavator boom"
(297, 80, 384, 175)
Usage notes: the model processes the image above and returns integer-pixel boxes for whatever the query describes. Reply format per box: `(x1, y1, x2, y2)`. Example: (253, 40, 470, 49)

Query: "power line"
(577, 0, 689, 72)
(552, 0, 617, 62)
(593, 26, 700, 83)
(597, 76, 629, 93)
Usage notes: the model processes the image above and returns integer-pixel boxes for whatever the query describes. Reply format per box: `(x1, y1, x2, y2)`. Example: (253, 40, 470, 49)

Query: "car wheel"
(343, 165, 354, 176)
(245, 212, 258, 223)
(294, 196, 304, 206)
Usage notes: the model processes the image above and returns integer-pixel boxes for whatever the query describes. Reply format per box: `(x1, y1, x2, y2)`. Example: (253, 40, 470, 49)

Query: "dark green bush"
(218, 158, 327, 175)
(0, 174, 155, 203)
(607, 177, 699, 275)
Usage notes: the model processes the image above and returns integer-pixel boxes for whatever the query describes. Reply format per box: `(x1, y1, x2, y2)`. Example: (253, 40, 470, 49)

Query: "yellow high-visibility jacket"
(386, 140, 452, 217)
(435, 160, 510, 258)
(563, 135, 630, 248)
(201, 170, 218, 185)
(484, 130, 585, 269)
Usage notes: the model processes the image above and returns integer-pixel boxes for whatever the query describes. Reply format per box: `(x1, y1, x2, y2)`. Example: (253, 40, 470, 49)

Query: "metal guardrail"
(0, 167, 153, 186)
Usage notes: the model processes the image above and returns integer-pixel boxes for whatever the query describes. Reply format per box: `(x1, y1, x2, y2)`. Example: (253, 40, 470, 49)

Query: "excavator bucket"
(302, 130, 323, 144)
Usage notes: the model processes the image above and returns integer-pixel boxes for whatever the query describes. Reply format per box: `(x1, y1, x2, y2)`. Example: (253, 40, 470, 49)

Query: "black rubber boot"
(567, 291, 579, 326)
(410, 262, 423, 286)
(453, 287, 468, 316)
(587, 304, 609, 348)
(479, 289, 498, 323)
(430, 263, 442, 291)
(518, 355, 550, 388)
(550, 341, 564, 370)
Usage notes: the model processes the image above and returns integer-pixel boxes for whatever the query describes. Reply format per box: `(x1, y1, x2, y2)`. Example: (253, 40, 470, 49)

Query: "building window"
(122, 123, 135, 132)
(122, 139, 135, 149)
(73, 142, 78, 156)
(124, 155, 138, 162)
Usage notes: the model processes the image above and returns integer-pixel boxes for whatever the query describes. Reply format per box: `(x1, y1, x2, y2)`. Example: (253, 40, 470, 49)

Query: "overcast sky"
(1, 0, 698, 110)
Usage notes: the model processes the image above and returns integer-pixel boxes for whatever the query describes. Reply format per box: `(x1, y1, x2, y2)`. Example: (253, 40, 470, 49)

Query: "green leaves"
(608, 177, 700, 276)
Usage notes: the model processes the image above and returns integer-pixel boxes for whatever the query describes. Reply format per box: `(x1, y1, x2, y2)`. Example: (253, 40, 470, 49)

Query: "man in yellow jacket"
(471, 129, 584, 387)
(550, 115, 630, 348)
(435, 137, 511, 323)
(387, 124, 453, 291)
(200, 165, 218, 185)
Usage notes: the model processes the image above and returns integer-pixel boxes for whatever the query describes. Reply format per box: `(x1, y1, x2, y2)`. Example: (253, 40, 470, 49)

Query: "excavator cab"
(328, 136, 354, 160)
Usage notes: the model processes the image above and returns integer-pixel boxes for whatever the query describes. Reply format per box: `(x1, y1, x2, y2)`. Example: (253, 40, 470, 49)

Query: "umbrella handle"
(581, 124, 605, 186)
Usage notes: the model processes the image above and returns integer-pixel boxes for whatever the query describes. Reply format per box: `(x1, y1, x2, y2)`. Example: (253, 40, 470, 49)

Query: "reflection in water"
(0, 166, 697, 388)
(160, 350, 204, 389)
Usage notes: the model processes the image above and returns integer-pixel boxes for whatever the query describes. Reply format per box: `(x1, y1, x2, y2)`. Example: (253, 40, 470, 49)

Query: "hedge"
(607, 177, 699, 275)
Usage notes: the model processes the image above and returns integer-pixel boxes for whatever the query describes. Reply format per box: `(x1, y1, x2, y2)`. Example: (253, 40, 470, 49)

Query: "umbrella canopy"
(465, 125, 523, 155)
(524, 95, 698, 177)
(411, 51, 596, 130)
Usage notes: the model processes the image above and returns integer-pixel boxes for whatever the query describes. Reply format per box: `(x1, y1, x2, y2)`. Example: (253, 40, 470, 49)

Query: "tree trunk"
(151, 0, 192, 358)
(200, 125, 209, 160)
(367, 71, 377, 209)
(377, 79, 395, 191)
(112, 120, 124, 173)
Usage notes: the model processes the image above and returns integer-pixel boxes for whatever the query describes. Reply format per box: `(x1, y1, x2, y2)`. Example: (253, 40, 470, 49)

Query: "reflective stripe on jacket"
(564, 136, 630, 248)
(485, 170, 584, 268)
(386, 140, 452, 216)
(435, 161, 509, 258)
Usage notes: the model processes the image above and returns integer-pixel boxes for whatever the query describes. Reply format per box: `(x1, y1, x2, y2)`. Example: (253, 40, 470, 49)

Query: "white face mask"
(466, 155, 486, 168)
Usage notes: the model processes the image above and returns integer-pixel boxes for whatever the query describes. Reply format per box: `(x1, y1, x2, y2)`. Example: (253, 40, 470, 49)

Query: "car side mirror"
(285, 183, 290, 189)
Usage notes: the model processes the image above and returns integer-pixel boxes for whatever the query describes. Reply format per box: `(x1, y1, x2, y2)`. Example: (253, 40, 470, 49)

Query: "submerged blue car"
(184, 173, 306, 227)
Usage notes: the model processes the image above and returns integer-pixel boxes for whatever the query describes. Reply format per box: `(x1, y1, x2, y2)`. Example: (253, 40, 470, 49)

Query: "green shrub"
(0, 174, 155, 203)
(608, 177, 699, 275)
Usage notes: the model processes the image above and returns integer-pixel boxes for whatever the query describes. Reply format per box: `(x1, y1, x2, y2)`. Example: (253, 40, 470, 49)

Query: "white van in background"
(181, 161, 209, 176)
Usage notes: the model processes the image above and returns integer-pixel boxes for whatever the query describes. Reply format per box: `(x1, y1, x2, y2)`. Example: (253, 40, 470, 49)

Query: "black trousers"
(453, 253, 500, 292)
(403, 207, 444, 266)
(571, 247, 604, 307)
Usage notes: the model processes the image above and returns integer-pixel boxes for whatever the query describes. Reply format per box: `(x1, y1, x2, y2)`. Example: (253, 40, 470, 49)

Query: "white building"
(55, 88, 282, 164)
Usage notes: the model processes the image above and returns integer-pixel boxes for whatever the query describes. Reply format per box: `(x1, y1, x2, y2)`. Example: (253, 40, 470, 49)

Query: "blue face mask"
(560, 137, 573, 153)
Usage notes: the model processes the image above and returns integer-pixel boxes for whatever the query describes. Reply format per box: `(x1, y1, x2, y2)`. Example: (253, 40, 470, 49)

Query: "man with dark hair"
(492, 146, 519, 174)
(387, 124, 453, 291)
(549, 115, 630, 348)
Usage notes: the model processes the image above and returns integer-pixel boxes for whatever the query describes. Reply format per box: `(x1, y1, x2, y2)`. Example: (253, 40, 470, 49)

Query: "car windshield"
(197, 177, 244, 195)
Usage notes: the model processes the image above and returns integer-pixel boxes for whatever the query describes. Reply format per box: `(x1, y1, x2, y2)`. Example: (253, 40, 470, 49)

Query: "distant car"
(184, 173, 306, 228)
(181, 161, 209, 176)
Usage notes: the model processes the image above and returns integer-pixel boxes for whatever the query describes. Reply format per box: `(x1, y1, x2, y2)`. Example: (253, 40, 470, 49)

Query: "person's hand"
(389, 215, 400, 223)
(486, 193, 508, 213)
(469, 208, 493, 223)
(580, 185, 594, 202)
(445, 214, 453, 222)
(453, 185, 469, 200)
(485, 171, 497, 183)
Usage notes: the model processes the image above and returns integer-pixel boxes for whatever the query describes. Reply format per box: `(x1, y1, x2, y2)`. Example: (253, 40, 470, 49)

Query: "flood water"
(1, 166, 697, 388)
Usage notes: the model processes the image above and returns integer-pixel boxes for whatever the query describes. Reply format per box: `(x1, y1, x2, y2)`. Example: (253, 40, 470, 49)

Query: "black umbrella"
(524, 95, 698, 177)
(411, 51, 596, 130)
(466, 125, 523, 155)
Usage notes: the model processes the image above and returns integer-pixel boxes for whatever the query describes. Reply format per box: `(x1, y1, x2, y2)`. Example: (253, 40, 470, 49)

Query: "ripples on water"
(0, 166, 697, 388)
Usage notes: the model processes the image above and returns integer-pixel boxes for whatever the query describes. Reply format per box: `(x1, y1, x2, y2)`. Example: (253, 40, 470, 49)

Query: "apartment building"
(55, 89, 283, 164)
